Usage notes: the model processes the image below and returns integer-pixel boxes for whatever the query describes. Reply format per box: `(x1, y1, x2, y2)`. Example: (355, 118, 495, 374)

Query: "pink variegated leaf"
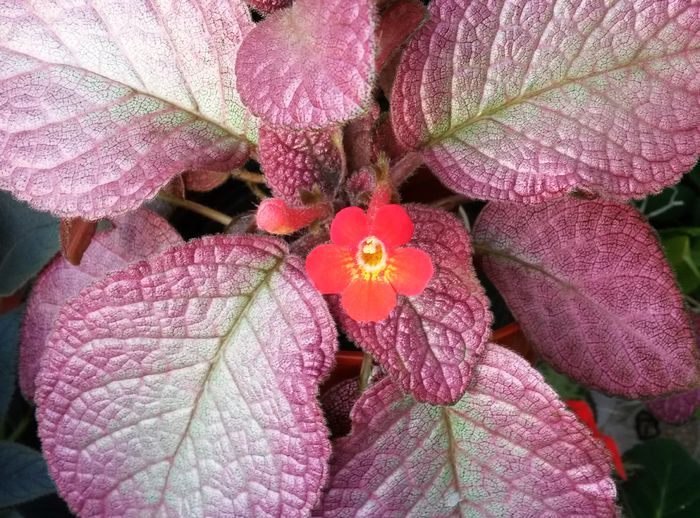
(318, 344, 616, 517)
(236, 0, 376, 129)
(392, 0, 700, 202)
(0, 1, 257, 218)
(19, 208, 182, 402)
(35, 236, 337, 517)
(647, 313, 700, 423)
(336, 205, 492, 404)
(473, 198, 699, 398)
(258, 125, 341, 204)
(247, 0, 291, 13)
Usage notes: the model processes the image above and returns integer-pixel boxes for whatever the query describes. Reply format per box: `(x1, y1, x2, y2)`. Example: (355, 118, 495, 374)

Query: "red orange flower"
(306, 204, 433, 322)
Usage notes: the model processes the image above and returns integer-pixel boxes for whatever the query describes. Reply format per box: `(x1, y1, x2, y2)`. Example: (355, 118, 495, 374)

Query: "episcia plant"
(0, 0, 699, 516)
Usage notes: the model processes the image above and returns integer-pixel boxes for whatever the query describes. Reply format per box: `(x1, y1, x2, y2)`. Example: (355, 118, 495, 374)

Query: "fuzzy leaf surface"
(0, 442, 55, 508)
(19, 209, 182, 401)
(473, 198, 698, 398)
(391, 0, 700, 201)
(258, 126, 341, 205)
(0, 0, 257, 218)
(35, 236, 338, 517)
(336, 205, 491, 404)
(647, 313, 700, 423)
(318, 344, 616, 517)
(0, 191, 59, 296)
(236, 0, 376, 129)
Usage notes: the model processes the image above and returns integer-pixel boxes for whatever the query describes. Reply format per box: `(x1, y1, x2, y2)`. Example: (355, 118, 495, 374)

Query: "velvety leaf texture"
(318, 344, 617, 517)
(258, 125, 341, 204)
(0, 0, 257, 218)
(647, 312, 700, 423)
(19, 208, 183, 402)
(473, 198, 699, 398)
(35, 236, 338, 517)
(336, 205, 492, 404)
(236, 0, 376, 129)
(391, 0, 700, 202)
(0, 442, 55, 508)
(0, 307, 22, 422)
(0, 191, 59, 296)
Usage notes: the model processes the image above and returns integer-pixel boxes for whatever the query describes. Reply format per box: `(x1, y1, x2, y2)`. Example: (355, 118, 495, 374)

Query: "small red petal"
(331, 207, 369, 247)
(566, 400, 598, 432)
(306, 244, 355, 294)
(341, 279, 397, 322)
(601, 435, 627, 480)
(370, 204, 413, 248)
(388, 247, 433, 296)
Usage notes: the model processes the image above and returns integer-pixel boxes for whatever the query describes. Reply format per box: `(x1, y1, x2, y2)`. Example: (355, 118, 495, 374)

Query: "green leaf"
(621, 438, 700, 518)
(0, 307, 22, 424)
(0, 442, 54, 508)
(662, 235, 700, 294)
(537, 363, 589, 401)
(0, 193, 59, 296)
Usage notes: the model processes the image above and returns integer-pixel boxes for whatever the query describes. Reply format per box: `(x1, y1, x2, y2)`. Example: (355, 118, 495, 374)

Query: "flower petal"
(388, 247, 433, 296)
(306, 244, 355, 294)
(331, 207, 369, 247)
(370, 204, 414, 248)
(341, 279, 396, 322)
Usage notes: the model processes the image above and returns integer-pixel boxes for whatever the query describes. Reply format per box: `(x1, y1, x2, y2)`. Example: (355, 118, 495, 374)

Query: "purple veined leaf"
(391, 0, 700, 202)
(0, 0, 258, 219)
(647, 312, 700, 423)
(19, 208, 183, 403)
(343, 102, 380, 174)
(35, 235, 338, 517)
(375, 0, 426, 73)
(183, 170, 231, 192)
(317, 343, 617, 517)
(258, 125, 342, 205)
(320, 378, 360, 438)
(335, 205, 492, 405)
(247, 0, 292, 13)
(473, 198, 699, 398)
(236, 0, 376, 129)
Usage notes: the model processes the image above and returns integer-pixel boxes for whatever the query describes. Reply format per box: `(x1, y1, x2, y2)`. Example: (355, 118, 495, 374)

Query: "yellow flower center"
(356, 236, 387, 276)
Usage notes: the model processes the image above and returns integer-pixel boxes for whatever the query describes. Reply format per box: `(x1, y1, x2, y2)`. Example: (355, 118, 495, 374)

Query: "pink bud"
(256, 198, 330, 235)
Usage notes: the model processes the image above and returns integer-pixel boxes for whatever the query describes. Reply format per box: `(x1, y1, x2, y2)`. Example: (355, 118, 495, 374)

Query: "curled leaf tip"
(306, 204, 433, 322)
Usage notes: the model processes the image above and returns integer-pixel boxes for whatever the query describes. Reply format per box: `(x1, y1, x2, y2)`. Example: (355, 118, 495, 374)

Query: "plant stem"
(359, 352, 373, 393)
(157, 192, 233, 225)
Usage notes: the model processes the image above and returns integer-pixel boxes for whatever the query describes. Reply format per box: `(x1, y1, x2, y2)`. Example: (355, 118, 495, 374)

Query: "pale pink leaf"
(336, 205, 492, 404)
(236, 0, 376, 129)
(392, 0, 700, 202)
(318, 343, 617, 517)
(0, 1, 258, 218)
(473, 198, 699, 398)
(647, 312, 700, 423)
(19, 208, 183, 402)
(35, 236, 337, 517)
(258, 125, 341, 204)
